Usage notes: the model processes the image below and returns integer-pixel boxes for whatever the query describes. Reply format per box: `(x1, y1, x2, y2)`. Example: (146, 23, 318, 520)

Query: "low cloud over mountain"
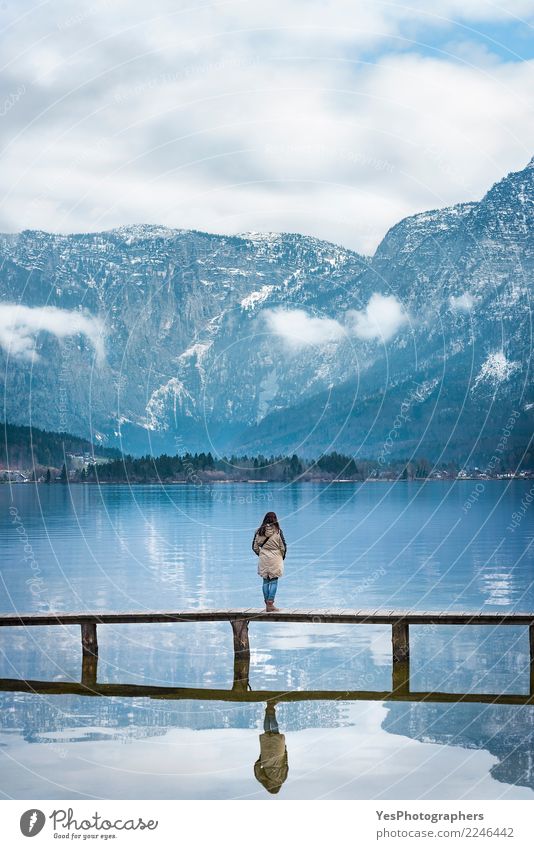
(0, 303, 105, 363)
(266, 294, 409, 348)
(0, 157, 532, 463)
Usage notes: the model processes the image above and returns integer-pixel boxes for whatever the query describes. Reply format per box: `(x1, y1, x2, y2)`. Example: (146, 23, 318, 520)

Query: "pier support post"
(392, 621, 410, 694)
(231, 619, 250, 692)
(81, 624, 98, 688)
(232, 656, 250, 692)
(392, 621, 409, 663)
(392, 659, 410, 694)
(231, 619, 250, 655)
(81, 654, 98, 688)
(81, 623, 98, 657)
(530, 624, 534, 696)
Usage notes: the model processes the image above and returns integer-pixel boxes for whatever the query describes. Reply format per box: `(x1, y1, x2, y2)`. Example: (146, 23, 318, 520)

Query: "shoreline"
(2, 477, 532, 486)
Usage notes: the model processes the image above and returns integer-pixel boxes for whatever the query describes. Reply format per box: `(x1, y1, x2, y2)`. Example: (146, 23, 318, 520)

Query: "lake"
(1, 480, 533, 799)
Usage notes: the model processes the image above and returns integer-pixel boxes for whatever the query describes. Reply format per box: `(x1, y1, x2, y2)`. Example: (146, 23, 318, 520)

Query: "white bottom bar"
(2, 799, 533, 848)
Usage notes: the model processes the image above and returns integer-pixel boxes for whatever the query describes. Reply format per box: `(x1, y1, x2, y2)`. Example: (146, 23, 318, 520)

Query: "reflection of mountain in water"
(0, 693, 351, 745)
(383, 702, 534, 791)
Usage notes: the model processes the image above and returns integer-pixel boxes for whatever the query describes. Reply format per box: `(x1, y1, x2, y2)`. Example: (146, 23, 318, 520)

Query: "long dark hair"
(259, 511, 280, 536)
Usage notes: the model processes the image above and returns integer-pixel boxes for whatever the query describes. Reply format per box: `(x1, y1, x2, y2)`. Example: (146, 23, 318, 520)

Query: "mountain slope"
(0, 228, 366, 453)
(0, 158, 532, 462)
(233, 158, 534, 462)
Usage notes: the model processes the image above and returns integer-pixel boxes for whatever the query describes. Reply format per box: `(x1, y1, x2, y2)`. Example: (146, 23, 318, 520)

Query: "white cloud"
(265, 294, 408, 347)
(265, 308, 345, 349)
(0, 304, 105, 362)
(0, 2, 533, 251)
(450, 292, 476, 311)
(348, 293, 409, 341)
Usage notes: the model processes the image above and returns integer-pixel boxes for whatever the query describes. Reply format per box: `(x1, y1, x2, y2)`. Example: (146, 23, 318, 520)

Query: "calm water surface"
(1, 480, 533, 799)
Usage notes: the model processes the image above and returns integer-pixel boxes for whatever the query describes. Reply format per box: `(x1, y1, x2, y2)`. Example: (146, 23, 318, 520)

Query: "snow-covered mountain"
(0, 158, 532, 462)
(240, 159, 534, 461)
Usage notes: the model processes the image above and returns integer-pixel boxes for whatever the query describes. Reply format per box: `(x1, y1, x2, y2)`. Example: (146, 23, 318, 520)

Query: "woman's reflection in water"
(254, 703, 289, 794)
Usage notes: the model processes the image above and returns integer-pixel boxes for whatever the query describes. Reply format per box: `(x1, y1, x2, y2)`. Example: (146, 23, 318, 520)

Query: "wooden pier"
(1, 608, 534, 700)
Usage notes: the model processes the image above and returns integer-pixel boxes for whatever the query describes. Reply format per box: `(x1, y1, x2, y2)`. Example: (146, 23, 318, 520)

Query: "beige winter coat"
(252, 523, 286, 578)
(254, 733, 288, 794)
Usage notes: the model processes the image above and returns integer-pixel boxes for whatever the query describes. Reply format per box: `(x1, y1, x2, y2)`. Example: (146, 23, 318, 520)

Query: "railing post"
(392, 621, 410, 694)
(530, 623, 534, 696)
(231, 619, 250, 692)
(81, 623, 98, 657)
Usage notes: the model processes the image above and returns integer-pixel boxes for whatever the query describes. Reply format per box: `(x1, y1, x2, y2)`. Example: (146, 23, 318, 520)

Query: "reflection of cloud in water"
(480, 571, 514, 606)
(368, 629, 392, 667)
(257, 623, 390, 656)
(1, 701, 531, 800)
(0, 694, 350, 743)
(144, 519, 188, 593)
(410, 626, 530, 696)
(383, 701, 534, 794)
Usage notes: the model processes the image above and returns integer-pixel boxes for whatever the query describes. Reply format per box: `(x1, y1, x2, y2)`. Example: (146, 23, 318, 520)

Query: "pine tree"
(289, 454, 302, 479)
(60, 462, 68, 483)
(45, 468, 51, 484)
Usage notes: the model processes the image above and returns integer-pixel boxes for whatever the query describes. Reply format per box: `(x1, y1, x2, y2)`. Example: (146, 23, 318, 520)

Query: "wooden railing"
(0, 678, 532, 705)
(1, 609, 533, 699)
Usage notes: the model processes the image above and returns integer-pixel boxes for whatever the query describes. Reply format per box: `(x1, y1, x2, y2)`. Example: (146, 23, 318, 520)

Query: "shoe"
(266, 600, 280, 612)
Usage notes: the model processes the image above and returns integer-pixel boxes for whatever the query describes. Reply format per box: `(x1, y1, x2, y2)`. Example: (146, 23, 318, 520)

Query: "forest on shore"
(1, 421, 530, 484)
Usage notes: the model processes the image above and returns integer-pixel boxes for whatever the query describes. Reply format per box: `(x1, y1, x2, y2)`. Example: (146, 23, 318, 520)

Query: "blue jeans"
(264, 706, 279, 733)
(263, 577, 278, 602)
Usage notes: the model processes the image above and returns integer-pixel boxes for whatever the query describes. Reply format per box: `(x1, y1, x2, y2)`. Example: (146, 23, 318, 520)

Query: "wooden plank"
(0, 677, 532, 706)
(1, 610, 533, 626)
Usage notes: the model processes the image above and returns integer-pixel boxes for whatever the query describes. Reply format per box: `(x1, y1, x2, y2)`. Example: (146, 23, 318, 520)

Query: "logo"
(20, 809, 46, 837)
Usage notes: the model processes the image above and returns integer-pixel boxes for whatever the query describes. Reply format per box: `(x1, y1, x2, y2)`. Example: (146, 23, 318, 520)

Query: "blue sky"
(0, 0, 533, 251)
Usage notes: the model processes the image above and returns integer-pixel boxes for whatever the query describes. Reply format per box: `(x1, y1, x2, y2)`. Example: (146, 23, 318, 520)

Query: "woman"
(252, 511, 287, 611)
(254, 703, 289, 794)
